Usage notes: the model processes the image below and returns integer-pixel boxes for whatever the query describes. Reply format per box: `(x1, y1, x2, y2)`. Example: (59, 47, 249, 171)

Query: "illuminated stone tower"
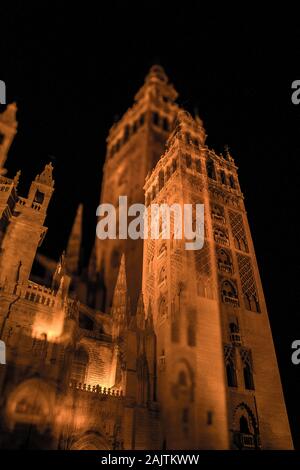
(0, 163, 54, 290)
(95, 66, 180, 313)
(142, 110, 293, 449)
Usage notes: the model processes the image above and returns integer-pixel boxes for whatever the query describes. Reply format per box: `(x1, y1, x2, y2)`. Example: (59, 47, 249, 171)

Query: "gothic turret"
(66, 204, 83, 275)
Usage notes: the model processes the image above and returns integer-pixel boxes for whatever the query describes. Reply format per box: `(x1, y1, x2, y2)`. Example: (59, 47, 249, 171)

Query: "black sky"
(1, 2, 300, 448)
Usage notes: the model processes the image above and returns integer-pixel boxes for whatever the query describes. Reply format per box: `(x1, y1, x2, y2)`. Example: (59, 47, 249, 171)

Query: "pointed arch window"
(187, 322, 196, 347)
(162, 117, 170, 131)
(152, 111, 159, 126)
(229, 174, 236, 189)
(185, 154, 192, 168)
(221, 280, 239, 306)
(224, 345, 237, 388)
(240, 349, 255, 390)
(195, 159, 202, 173)
(217, 247, 233, 274)
(220, 170, 226, 185)
(206, 158, 216, 180)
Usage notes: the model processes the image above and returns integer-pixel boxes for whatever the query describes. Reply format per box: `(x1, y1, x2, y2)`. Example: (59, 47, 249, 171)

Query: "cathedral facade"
(0, 67, 293, 450)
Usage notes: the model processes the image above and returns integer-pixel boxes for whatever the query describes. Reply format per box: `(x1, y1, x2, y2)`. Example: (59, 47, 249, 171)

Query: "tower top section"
(166, 109, 206, 149)
(107, 65, 179, 146)
(134, 64, 178, 103)
(35, 162, 55, 187)
(0, 102, 18, 129)
(0, 103, 18, 174)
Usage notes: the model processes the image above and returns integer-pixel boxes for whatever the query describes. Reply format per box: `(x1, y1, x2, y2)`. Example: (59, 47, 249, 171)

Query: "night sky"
(1, 2, 300, 448)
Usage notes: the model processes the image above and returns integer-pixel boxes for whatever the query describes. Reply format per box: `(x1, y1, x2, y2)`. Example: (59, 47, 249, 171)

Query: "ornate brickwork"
(237, 254, 260, 312)
(228, 210, 249, 252)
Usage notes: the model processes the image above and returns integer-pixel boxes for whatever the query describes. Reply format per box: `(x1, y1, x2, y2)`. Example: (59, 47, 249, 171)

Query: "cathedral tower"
(142, 110, 293, 449)
(95, 66, 180, 313)
(0, 163, 54, 290)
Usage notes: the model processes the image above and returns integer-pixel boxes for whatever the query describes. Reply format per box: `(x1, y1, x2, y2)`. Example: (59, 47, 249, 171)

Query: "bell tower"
(95, 66, 180, 313)
(0, 163, 54, 290)
(142, 109, 293, 450)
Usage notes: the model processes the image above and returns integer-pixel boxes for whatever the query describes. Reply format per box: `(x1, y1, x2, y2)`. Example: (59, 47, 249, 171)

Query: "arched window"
(240, 416, 250, 434)
(229, 174, 236, 189)
(224, 345, 237, 387)
(220, 170, 226, 185)
(243, 362, 254, 390)
(229, 321, 241, 344)
(123, 125, 130, 143)
(226, 362, 237, 387)
(206, 158, 216, 180)
(195, 159, 201, 173)
(185, 154, 192, 168)
(240, 349, 255, 390)
(187, 323, 196, 347)
(229, 322, 239, 333)
(162, 117, 169, 131)
(233, 404, 259, 449)
(132, 121, 138, 133)
(71, 347, 89, 384)
(159, 170, 164, 190)
(222, 280, 238, 299)
(33, 189, 45, 204)
(139, 113, 145, 126)
(152, 111, 159, 126)
(217, 248, 233, 273)
(214, 228, 229, 246)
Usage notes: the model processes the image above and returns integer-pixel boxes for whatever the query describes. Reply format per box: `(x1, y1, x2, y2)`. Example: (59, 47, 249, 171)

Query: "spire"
(135, 64, 178, 102)
(111, 254, 128, 314)
(111, 254, 129, 335)
(0, 102, 18, 129)
(87, 242, 97, 282)
(223, 145, 235, 163)
(35, 162, 54, 187)
(52, 251, 67, 291)
(145, 65, 169, 85)
(112, 254, 127, 303)
(66, 204, 83, 275)
(13, 170, 21, 187)
(0, 103, 18, 174)
(136, 292, 145, 330)
(146, 301, 154, 332)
